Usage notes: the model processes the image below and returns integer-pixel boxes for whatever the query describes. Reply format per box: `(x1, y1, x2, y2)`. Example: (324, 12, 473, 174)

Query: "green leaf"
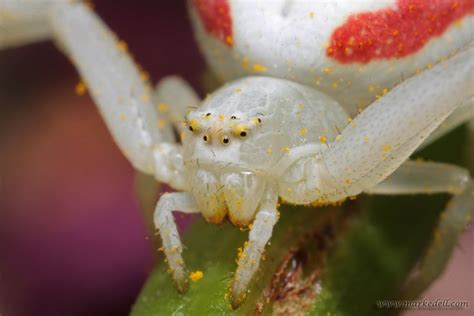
(131, 126, 471, 316)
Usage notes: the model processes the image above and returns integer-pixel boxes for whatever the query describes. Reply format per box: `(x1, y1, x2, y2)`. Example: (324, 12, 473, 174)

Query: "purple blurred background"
(0, 1, 471, 316)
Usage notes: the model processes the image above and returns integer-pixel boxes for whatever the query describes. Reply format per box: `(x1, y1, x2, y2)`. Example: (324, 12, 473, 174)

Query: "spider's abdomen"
(189, 0, 474, 116)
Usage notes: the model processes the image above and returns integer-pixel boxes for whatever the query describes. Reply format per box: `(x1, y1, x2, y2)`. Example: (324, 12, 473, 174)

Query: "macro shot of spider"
(1, 0, 473, 311)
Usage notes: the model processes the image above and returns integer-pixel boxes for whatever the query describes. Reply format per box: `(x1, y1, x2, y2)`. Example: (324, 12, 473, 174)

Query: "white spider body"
(2, 0, 474, 309)
(182, 76, 347, 225)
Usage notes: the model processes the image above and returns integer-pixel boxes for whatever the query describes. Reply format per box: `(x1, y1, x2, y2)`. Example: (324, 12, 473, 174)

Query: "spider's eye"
(221, 136, 230, 145)
(230, 115, 237, 120)
(257, 118, 262, 123)
(206, 112, 212, 117)
(232, 123, 249, 138)
(203, 135, 209, 142)
(188, 119, 200, 133)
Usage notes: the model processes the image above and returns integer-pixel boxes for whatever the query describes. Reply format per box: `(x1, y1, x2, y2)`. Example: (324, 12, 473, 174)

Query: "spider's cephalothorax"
(182, 77, 347, 226)
(2, 0, 474, 309)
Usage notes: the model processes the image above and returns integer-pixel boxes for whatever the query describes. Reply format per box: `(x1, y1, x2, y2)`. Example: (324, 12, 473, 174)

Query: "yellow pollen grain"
(253, 64, 267, 73)
(236, 247, 244, 263)
(189, 271, 204, 282)
(382, 88, 388, 95)
(180, 131, 186, 141)
(226, 35, 233, 45)
(309, 11, 316, 18)
(335, 134, 342, 142)
(323, 67, 333, 74)
(218, 114, 225, 121)
(363, 136, 369, 143)
(116, 40, 128, 52)
(267, 146, 273, 154)
(331, 81, 339, 89)
(142, 94, 150, 102)
(319, 136, 327, 144)
(118, 112, 126, 121)
(158, 119, 166, 129)
(158, 102, 168, 113)
(75, 81, 87, 96)
(299, 128, 308, 136)
(281, 146, 290, 153)
(383, 144, 392, 152)
(235, 88, 242, 93)
(368, 84, 375, 92)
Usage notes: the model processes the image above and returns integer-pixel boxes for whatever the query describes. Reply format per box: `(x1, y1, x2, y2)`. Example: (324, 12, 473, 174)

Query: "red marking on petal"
(193, 0, 233, 47)
(327, 0, 474, 63)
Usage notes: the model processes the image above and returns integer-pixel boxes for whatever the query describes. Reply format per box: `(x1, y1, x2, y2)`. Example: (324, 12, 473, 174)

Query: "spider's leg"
(368, 160, 471, 195)
(418, 97, 474, 151)
(48, 2, 177, 173)
(0, 1, 54, 48)
(154, 192, 200, 293)
(1, 1, 190, 190)
(401, 181, 473, 299)
(278, 44, 473, 205)
(154, 76, 200, 135)
(368, 161, 474, 299)
(315, 43, 474, 202)
(231, 183, 279, 309)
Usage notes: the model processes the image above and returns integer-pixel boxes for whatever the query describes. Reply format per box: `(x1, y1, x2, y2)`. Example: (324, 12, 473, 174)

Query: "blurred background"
(0, 1, 471, 315)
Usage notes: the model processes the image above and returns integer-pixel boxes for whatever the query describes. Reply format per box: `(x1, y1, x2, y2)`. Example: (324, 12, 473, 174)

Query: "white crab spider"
(1, 0, 474, 308)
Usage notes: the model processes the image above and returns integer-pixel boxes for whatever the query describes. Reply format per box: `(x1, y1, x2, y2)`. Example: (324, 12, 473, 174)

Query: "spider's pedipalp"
(154, 192, 201, 293)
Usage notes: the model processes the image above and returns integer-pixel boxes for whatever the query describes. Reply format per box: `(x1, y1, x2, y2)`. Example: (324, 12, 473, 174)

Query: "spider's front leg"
(319, 42, 474, 202)
(277, 43, 473, 304)
(2, 0, 201, 288)
(1, 1, 189, 178)
(281, 43, 473, 205)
